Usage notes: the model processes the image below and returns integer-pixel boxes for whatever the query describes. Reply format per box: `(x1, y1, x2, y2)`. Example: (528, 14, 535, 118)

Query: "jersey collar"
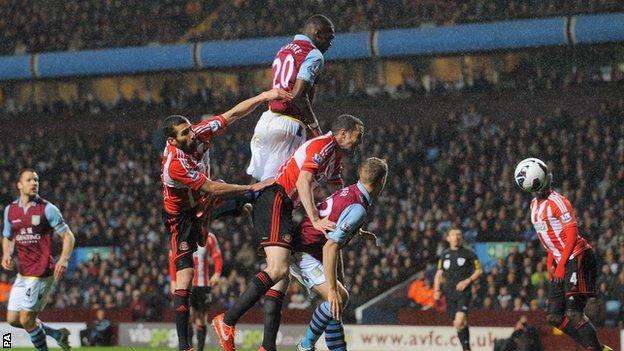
(356, 181, 371, 205)
(18, 195, 40, 208)
(294, 34, 316, 48)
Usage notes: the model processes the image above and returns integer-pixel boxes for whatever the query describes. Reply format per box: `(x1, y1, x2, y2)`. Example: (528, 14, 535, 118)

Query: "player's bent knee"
(546, 313, 564, 327)
(19, 314, 36, 330)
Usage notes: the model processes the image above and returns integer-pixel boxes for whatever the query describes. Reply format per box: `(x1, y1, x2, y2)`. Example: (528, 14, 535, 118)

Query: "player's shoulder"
(461, 246, 477, 256)
(547, 191, 572, 211)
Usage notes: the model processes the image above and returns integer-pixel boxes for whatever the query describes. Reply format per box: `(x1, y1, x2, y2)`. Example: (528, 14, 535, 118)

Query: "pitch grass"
(10, 348, 293, 351)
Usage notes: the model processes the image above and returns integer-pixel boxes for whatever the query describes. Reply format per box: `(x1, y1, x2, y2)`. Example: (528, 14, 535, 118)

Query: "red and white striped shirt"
(161, 115, 227, 215)
(169, 231, 223, 287)
(274, 132, 343, 205)
(530, 191, 591, 264)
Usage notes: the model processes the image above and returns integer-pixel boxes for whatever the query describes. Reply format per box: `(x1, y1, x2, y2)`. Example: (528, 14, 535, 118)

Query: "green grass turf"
(10, 348, 277, 351)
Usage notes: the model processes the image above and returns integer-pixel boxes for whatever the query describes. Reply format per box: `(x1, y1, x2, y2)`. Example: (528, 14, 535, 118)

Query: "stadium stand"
(0, 59, 622, 328)
(1, 0, 622, 54)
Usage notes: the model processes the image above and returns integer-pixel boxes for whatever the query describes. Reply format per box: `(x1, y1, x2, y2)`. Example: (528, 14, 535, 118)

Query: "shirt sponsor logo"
(533, 221, 547, 232)
(31, 215, 41, 226)
(11, 219, 21, 224)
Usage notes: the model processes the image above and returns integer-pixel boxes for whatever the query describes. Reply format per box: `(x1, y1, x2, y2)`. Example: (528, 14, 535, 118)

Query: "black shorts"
(547, 249, 597, 315)
(252, 184, 295, 252)
(163, 209, 201, 271)
(445, 290, 471, 319)
(190, 286, 212, 311)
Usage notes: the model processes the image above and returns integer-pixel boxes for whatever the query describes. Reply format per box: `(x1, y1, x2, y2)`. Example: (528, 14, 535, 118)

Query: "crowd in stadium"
(1, 0, 622, 54)
(1, 76, 623, 324)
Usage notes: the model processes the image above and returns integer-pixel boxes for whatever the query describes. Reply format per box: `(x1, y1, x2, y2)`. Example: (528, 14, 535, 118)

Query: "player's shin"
(262, 289, 285, 351)
(325, 319, 346, 351)
(574, 315, 603, 350)
(224, 271, 274, 326)
(174, 289, 192, 350)
(301, 301, 333, 349)
(196, 324, 207, 351)
(27, 324, 49, 351)
(457, 326, 471, 351)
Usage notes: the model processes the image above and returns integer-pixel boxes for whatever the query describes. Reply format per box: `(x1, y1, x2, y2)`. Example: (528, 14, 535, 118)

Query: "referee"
(434, 229, 483, 351)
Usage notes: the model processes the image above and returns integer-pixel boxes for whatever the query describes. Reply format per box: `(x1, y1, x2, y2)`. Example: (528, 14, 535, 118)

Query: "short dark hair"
(304, 14, 334, 32)
(17, 168, 37, 181)
(331, 114, 363, 135)
(163, 115, 190, 139)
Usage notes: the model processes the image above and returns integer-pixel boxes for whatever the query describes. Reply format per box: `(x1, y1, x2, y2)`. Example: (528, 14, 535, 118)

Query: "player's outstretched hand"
(1, 255, 13, 271)
(313, 216, 336, 235)
(263, 88, 293, 101)
(54, 260, 68, 279)
(328, 288, 343, 320)
(250, 177, 275, 192)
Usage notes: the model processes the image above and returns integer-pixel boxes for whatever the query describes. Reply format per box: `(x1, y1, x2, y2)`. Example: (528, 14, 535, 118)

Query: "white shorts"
(247, 110, 306, 181)
(7, 275, 55, 312)
(290, 253, 326, 297)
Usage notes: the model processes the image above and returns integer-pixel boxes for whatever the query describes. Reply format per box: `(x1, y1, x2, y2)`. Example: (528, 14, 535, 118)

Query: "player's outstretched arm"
(1, 237, 14, 271)
(54, 229, 75, 279)
(291, 79, 321, 136)
(221, 88, 292, 124)
(323, 239, 342, 320)
(200, 178, 273, 197)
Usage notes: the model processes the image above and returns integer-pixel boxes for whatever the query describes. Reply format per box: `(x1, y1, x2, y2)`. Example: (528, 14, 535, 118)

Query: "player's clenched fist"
(54, 259, 68, 279)
(1, 255, 13, 271)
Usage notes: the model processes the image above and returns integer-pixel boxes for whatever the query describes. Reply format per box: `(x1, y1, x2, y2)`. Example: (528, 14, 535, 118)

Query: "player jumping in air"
(213, 114, 364, 351)
(3, 169, 75, 351)
(247, 14, 335, 181)
(433, 229, 483, 351)
(518, 158, 612, 351)
(162, 89, 288, 351)
(292, 157, 388, 351)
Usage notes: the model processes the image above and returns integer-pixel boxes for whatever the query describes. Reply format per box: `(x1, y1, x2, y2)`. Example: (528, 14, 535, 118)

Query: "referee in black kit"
(434, 229, 483, 351)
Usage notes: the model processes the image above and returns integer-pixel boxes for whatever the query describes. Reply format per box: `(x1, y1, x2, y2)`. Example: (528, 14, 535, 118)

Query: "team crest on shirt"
(312, 154, 322, 165)
(31, 215, 41, 226)
(443, 260, 451, 269)
(179, 241, 189, 251)
(457, 257, 466, 266)
(283, 233, 292, 243)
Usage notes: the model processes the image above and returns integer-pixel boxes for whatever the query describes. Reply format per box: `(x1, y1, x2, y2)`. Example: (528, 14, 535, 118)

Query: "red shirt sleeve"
(207, 233, 223, 275)
(301, 139, 327, 173)
(192, 115, 228, 144)
(549, 196, 577, 229)
(168, 153, 208, 191)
